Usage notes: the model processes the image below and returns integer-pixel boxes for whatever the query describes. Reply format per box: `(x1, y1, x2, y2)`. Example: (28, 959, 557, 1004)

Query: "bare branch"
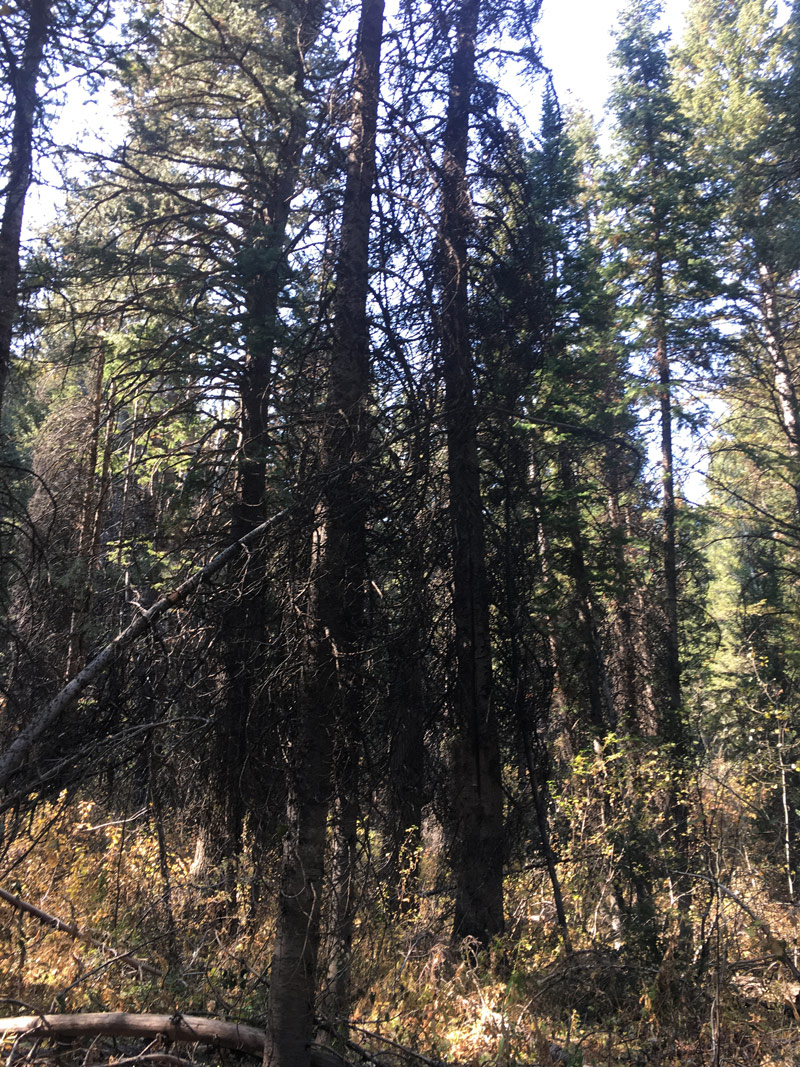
(0, 888, 163, 979)
(0, 509, 289, 795)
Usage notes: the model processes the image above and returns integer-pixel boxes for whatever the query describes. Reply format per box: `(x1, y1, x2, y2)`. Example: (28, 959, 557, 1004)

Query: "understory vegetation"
(4, 0, 800, 1064)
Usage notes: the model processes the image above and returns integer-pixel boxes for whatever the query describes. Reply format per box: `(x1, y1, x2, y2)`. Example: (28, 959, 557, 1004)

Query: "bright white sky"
(536, 0, 691, 121)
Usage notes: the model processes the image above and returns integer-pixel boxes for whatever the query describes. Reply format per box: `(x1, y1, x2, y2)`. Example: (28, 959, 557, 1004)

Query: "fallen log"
(0, 1014, 349, 1067)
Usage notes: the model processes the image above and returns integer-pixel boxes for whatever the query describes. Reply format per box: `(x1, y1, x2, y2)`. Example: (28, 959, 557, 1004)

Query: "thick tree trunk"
(0, 0, 50, 420)
(439, 0, 504, 946)
(266, 0, 383, 1061)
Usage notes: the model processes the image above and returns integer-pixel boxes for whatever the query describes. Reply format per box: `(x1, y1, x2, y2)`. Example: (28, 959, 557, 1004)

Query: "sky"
(536, 0, 691, 120)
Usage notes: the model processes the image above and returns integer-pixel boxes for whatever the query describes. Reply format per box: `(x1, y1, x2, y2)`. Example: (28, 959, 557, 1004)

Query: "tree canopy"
(3, 1, 800, 1064)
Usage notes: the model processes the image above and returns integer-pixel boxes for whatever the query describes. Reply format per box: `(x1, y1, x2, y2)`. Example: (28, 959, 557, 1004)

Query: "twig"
(0, 888, 162, 979)
(676, 870, 800, 982)
(343, 1021, 444, 1067)
(99, 1057, 203, 1067)
(0, 508, 290, 795)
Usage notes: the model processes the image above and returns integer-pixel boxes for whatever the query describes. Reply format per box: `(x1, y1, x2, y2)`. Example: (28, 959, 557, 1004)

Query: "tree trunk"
(196, 0, 329, 894)
(0, 0, 50, 420)
(439, 0, 504, 946)
(604, 445, 643, 733)
(383, 624, 426, 917)
(557, 445, 616, 734)
(266, 0, 383, 1060)
(652, 242, 683, 744)
(758, 261, 800, 520)
(265, 702, 332, 1067)
(653, 246, 690, 910)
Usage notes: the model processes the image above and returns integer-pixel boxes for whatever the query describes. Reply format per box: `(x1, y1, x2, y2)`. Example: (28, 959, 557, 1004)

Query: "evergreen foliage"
(4, 0, 800, 1063)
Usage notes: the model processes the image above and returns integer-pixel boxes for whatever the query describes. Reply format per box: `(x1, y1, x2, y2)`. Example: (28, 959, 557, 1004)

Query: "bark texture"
(439, 0, 504, 945)
(0, 1014, 349, 1067)
(266, 0, 383, 1061)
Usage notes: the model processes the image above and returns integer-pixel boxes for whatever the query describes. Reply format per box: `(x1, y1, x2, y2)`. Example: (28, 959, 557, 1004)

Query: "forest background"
(2, 0, 800, 1064)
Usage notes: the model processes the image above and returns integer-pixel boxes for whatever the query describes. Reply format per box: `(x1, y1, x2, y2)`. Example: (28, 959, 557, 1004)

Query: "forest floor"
(2, 790, 800, 1067)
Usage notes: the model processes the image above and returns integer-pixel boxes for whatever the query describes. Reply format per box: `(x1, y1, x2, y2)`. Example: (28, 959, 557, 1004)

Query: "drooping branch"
(0, 508, 290, 795)
(0, 887, 163, 978)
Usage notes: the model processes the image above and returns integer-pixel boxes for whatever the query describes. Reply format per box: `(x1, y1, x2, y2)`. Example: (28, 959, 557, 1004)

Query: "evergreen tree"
(607, 0, 716, 749)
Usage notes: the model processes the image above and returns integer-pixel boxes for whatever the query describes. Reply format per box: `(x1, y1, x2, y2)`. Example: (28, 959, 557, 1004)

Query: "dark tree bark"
(265, 0, 384, 1061)
(0, 0, 50, 420)
(439, 0, 504, 946)
(195, 0, 328, 892)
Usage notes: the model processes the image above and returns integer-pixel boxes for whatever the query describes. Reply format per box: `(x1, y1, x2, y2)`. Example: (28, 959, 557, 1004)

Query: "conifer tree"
(608, 0, 715, 750)
(0, 0, 113, 421)
(676, 0, 800, 521)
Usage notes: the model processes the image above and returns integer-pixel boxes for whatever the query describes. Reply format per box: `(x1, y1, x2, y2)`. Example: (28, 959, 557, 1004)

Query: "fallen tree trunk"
(0, 887, 163, 978)
(0, 1014, 263, 1055)
(0, 1014, 348, 1067)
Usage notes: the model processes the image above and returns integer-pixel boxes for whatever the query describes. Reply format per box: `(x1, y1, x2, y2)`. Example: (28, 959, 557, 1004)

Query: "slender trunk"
(653, 251, 682, 741)
(0, 0, 50, 420)
(557, 446, 615, 734)
(264, 712, 331, 1067)
(528, 458, 571, 750)
(502, 458, 568, 939)
(758, 262, 800, 520)
(198, 0, 329, 892)
(323, 778, 358, 1031)
(66, 351, 113, 679)
(383, 626, 425, 916)
(653, 246, 690, 911)
(604, 447, 641, 733)
(517, 705, 569, 940)
(440, 0, 504, 946)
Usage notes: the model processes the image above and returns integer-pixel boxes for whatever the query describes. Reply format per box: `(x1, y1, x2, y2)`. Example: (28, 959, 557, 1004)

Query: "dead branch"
(0, 1015, 264, 1056)
(0, 888, 163, 979)
(0, 509, 289, 795)
(678, 870, 800, 983)
(0, 1015, 350, 1067)
(94, 1056, 202, 1067)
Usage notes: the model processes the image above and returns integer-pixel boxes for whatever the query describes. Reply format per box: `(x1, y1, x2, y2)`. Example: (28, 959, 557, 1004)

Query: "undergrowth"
(2, 751, 800, 1067)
